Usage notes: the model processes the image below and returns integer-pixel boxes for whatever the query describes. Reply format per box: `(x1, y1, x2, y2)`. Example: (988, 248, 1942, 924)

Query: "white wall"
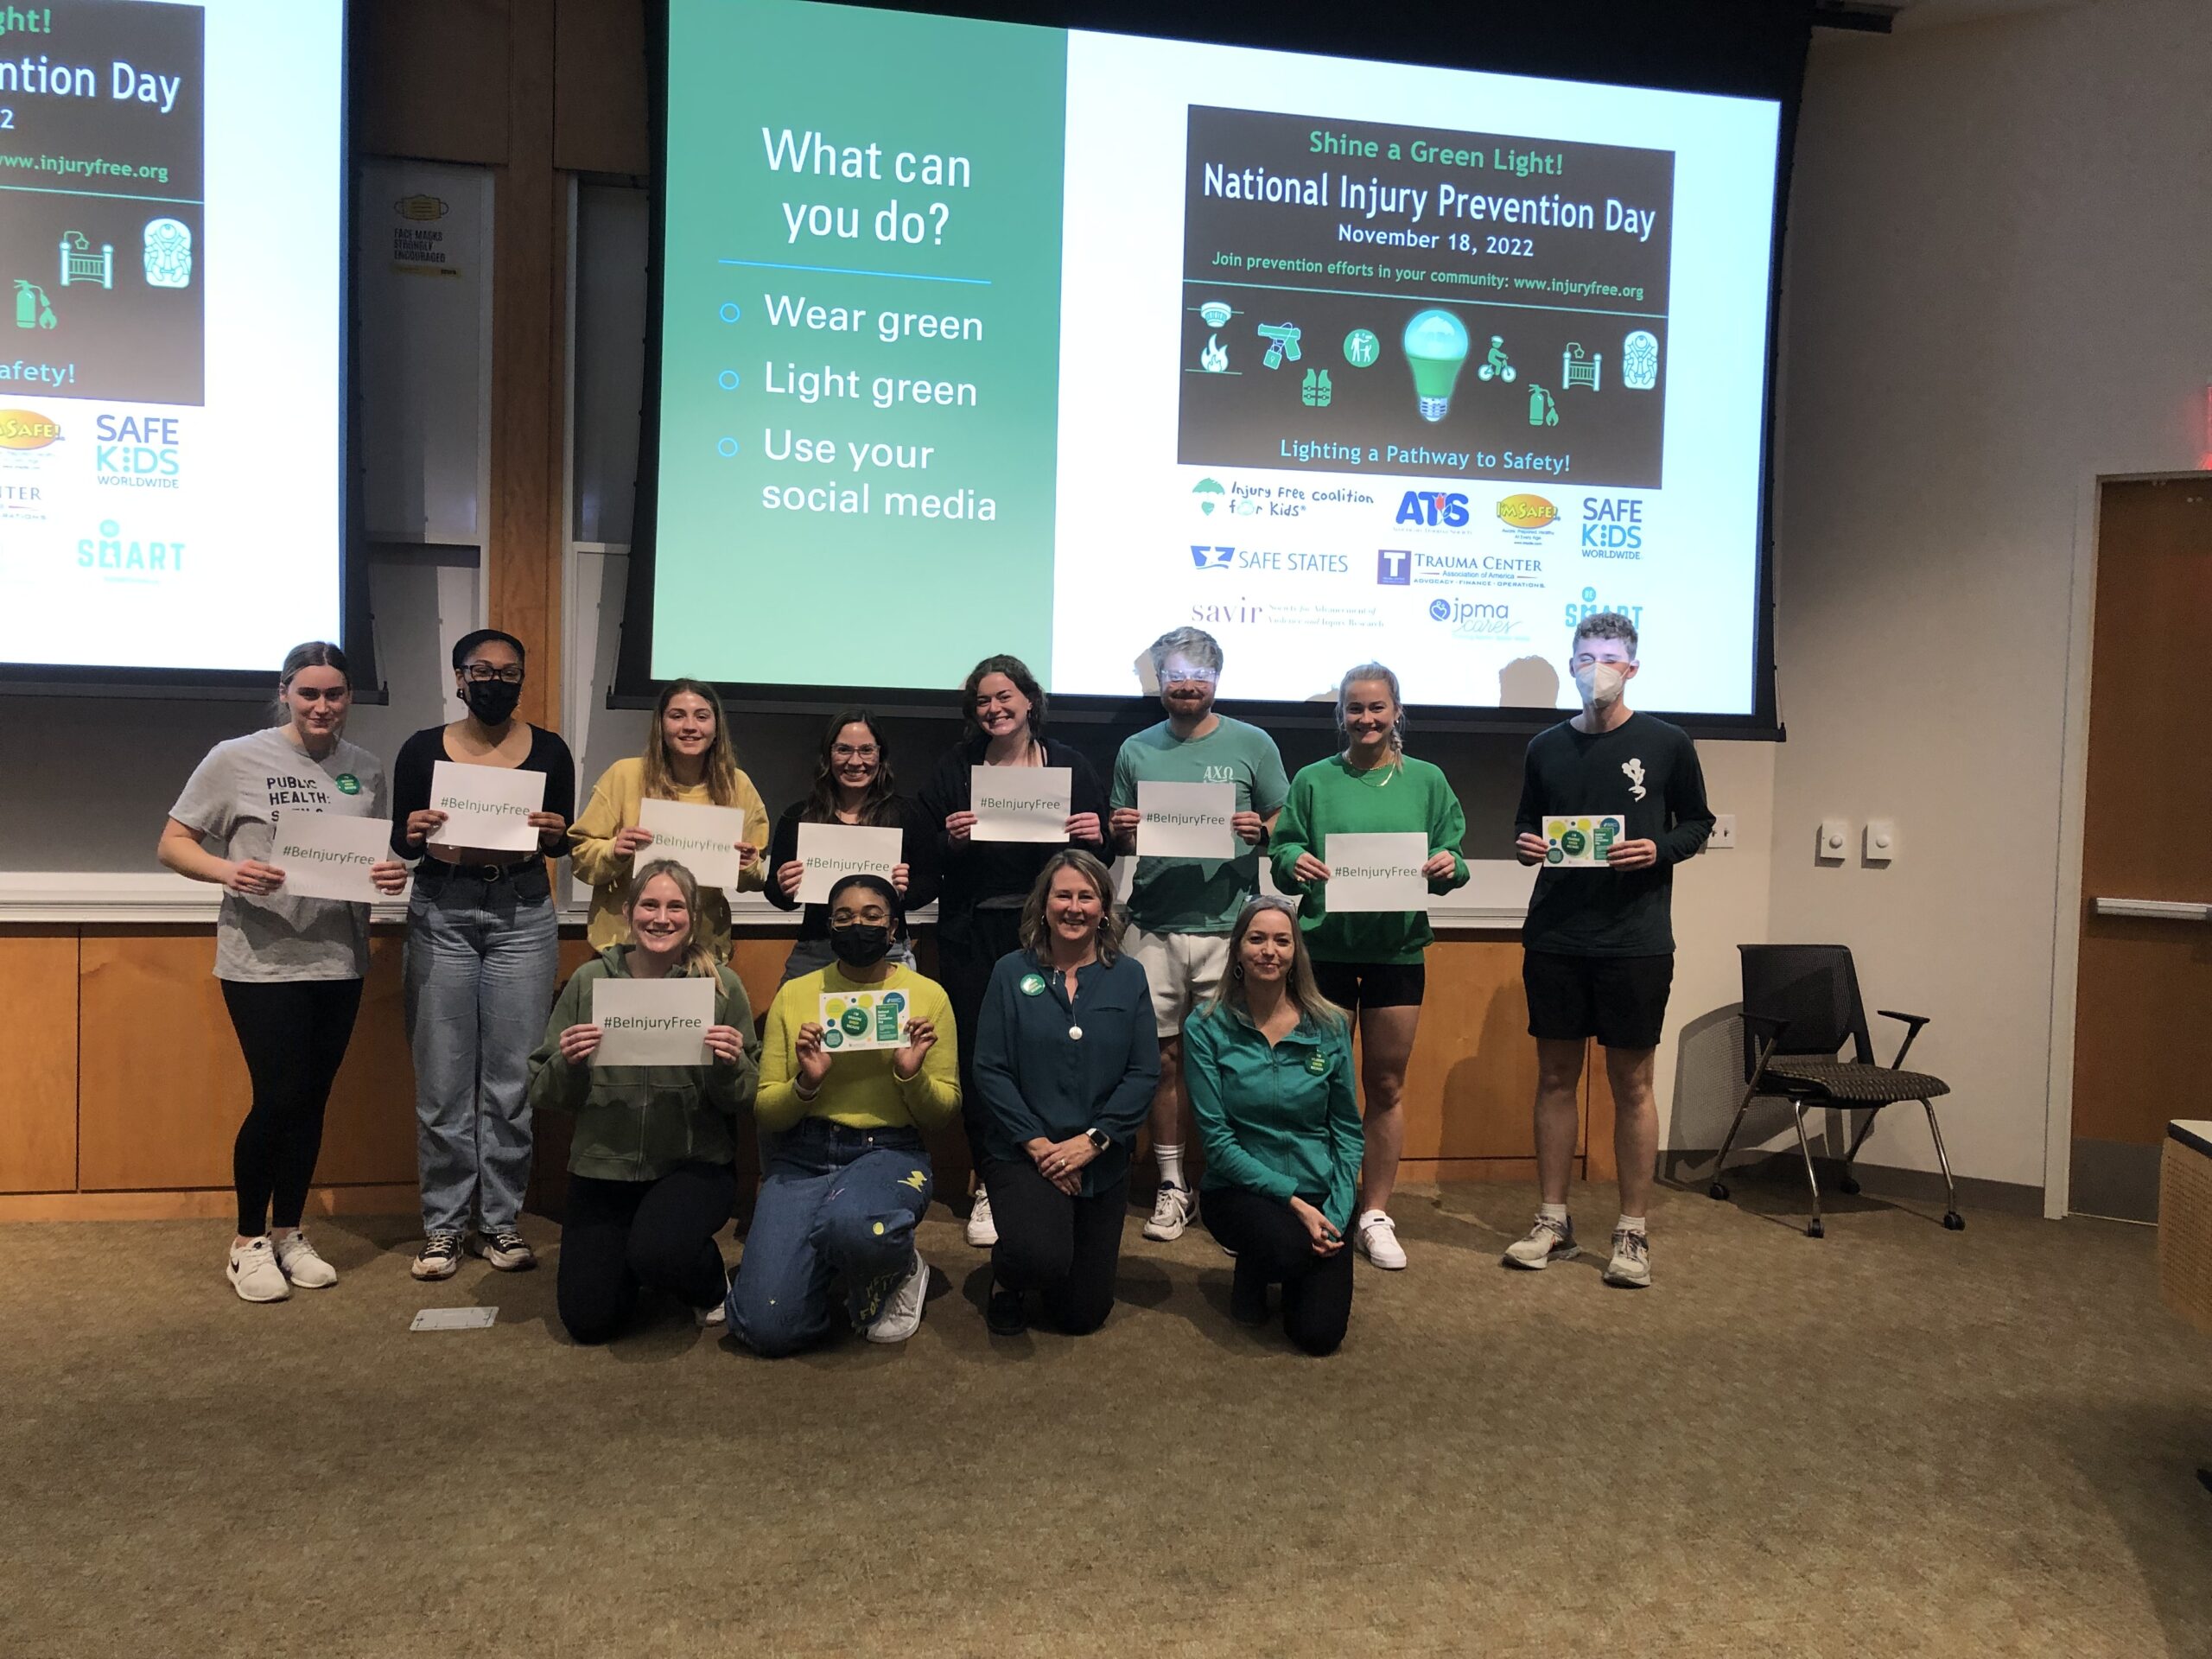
(1760, 0, 2212, 1189)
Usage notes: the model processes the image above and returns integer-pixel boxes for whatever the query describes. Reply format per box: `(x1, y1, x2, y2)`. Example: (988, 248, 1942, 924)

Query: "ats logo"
(1580, 496, 1643, 559)
(78, 516, 187, 581)
(1395, 490, 1469, 530)
(94, 410, 181, 489)
(0, 408, 61, 450)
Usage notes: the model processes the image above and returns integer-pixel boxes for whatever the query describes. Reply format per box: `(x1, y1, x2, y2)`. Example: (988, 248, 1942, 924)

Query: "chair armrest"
(1875, 1009, 1930, 1070)
(1740, 1011, 1789, 1089)
(1742, 1011, 1791, 1042)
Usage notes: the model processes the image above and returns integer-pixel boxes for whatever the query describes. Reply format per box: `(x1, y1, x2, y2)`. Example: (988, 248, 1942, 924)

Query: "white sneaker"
(964, 1190, 998, 1249)
(1143, 1182, 1197, 1242)
(1603, 1229, 1652, 1289)
(227, 1236, 290, 1303)
(1356, 1211, 1407, 1270)
(863, 1253, 931, 1344)
(1502, 1213, 1580, 1270)
(273, 1231, 338, 1289)
(696, 1269, 733, 1329)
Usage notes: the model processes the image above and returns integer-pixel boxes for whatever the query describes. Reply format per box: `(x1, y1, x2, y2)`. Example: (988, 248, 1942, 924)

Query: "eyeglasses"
(831, 906, 892, 925)
(462, 663, 524, 683)
(831, 744, 879, 761)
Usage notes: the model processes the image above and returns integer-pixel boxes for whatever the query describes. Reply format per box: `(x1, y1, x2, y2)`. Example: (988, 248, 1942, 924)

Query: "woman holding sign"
(971, 850, 1159, 1337)
(763, 709, 932, 982)
(1184, 896, 1362, 1357)
(915, 654, 1111, 1249)
(1268, 664, 1468, 1273)
(158, 641, 409, 1302)
(730, 874, 961, 1355)
(528, 860, 757, 1343)
(390, 628, 576, 1283)
(569, 678, 769, 963)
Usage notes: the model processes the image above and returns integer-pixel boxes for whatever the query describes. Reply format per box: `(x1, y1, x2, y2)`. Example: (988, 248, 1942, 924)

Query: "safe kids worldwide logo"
(1580, 495, 1644, 559)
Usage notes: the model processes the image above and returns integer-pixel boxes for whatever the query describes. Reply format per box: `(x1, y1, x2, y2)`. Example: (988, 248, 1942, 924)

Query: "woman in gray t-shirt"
(159, 641, 406, 1304)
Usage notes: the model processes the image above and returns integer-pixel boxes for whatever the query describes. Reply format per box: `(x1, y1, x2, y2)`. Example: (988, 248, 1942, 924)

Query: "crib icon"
(143, 219, 193, 289)
(59, 231, 112, 289)
(1561, 342, 1601, 391)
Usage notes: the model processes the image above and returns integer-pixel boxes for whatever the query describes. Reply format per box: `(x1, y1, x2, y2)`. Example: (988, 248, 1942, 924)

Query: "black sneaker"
(410, 1230, 462, 1281)
(471, 1228, 537, 1272)
(1229, 1268, 1268, 1326)
(986, 1283, 1027, 1336)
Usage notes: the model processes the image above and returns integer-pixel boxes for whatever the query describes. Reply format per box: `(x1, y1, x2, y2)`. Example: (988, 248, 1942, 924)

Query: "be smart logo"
(1564, 586, 1643, 630)
(1580, 496, 1644, 560)
(94, 411, 181, 491)
(77, 517, 185, 581)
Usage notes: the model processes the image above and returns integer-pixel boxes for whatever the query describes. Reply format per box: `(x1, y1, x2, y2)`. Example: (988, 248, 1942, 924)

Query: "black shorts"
(1310, 959, 1426, 1013)
(1522, 950, 1673, 1049)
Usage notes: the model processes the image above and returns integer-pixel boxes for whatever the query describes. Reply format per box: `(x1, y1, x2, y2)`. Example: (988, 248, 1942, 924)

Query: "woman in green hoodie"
(528, 859, 757, 1343)
(1269, 662, 1469, 1273)
(1185, 895, 1362, 1357)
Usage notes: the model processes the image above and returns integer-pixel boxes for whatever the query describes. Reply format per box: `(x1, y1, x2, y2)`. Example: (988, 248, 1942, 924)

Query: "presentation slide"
(0, 0, 344, 676)
(652, 0, 1778, 715)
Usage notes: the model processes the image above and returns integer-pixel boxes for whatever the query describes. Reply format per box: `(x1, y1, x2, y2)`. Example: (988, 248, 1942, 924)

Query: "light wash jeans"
(727, 1118, 931, 1356)
(403, 872, 559, 1235)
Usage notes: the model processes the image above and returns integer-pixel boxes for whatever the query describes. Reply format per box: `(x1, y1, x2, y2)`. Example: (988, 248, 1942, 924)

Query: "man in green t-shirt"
(1109, 627, 1290, 1242)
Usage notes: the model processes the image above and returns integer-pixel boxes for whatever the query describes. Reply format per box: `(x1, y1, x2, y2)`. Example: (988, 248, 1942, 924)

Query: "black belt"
(415, 858, 549, 891)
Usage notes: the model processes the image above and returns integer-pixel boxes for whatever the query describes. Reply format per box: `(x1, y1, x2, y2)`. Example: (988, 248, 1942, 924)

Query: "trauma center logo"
(1377, 546, 1544, 592)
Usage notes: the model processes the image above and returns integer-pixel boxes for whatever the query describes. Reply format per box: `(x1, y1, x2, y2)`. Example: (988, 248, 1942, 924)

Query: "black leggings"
(982, 1159, 1126, 1335)
(557, 1162, 737, 1344)
(938, 906, 1027, 1167)
(220, 977, 365, 1236)
(1203, 1185, 1355, 1357)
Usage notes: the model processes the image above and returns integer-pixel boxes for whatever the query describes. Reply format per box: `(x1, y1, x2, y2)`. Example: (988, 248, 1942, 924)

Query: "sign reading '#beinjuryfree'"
(590, 976, 715, 1067)
(1136, 781, 1237, 861)
(1323, 832, 1430, 912)
(265, 810, 395, 904)
(428, 760, 545, 853)
(970, 766, 1072, 843)
(639, 798, 753, 890)
(796, 822, 904, 905)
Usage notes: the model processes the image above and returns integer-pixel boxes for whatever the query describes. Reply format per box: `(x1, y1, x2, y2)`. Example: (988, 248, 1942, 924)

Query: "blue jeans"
(728, 1118, 931, 1357)
(404, 874, 559, 1235)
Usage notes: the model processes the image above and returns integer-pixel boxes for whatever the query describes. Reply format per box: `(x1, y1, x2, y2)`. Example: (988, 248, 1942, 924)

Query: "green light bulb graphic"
(1402, 308, 1470, 423)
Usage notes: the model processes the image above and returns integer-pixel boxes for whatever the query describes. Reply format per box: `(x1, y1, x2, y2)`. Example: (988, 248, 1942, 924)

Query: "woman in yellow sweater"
(569, 679, 769, 961)
(728, 874, 961, 1355)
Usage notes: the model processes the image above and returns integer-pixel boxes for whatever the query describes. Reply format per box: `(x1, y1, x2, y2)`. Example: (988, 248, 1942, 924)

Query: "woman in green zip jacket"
(527, 860, 758, 1344)
(1183, 895, 1362, 1357)
(1269, 661, 1469, 1273)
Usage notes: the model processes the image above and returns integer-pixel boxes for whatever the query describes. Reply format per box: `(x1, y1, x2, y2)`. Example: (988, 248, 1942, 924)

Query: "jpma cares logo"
(94, 410, 181, 489)
(0, 408, 61, 449)
(1428, 597, 1518, 640)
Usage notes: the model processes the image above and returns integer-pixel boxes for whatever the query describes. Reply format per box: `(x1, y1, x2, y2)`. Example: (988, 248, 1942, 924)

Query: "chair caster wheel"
(1807, 1219, 1825, 1239)
(1942, 1211, 1965, 1231)
(1838, 1174, 1861, 1196)
(1707, 1181, 1729, 1201)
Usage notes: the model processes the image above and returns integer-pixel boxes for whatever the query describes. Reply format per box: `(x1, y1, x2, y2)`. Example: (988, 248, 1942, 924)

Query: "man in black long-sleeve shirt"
(1503, 612, 1713, 1289)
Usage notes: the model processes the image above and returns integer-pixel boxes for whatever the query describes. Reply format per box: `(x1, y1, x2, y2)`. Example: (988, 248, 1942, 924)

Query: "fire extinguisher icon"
(14, 279, 57, 330)
(1527, 385, 1559, 427)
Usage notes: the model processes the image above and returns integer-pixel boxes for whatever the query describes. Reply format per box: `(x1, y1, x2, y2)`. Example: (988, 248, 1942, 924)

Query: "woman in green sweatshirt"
(1269, 662, 1470, 1273)
(1184, 896, 1362, 1356)
(527, 860, 757, 1344)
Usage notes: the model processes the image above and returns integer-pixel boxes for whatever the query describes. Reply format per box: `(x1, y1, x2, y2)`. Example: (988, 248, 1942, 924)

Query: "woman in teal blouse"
(1182, 895, 1362, 1355)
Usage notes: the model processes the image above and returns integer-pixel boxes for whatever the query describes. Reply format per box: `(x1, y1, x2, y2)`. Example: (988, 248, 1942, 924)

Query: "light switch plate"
(1817, 818, 1850, 862)
(1865, 819, 1897, 863)
(1708, 813, 1737, 850)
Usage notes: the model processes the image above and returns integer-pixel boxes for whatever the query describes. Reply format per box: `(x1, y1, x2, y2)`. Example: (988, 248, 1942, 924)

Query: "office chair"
(1707, 944, 1961, 1238)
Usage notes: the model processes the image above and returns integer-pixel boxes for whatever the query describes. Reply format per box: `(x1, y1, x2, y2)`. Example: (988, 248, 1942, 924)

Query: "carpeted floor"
(4, 1173, 2209, 1658)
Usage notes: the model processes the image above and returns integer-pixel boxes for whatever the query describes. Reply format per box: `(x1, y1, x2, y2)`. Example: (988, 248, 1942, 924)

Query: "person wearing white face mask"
(1505, 611, 1713, 1289)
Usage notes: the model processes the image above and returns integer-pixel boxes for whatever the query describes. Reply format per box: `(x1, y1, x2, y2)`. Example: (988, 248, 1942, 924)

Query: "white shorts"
(1124, 925, 1230, 1039)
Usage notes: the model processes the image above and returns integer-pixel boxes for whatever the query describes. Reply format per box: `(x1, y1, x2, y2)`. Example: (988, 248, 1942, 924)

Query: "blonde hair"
(625, 859, 721, 982)
(1205, 896, 1345, 1031)
(1018, 849, 1124, 964)
(1337, 662, 1407, 763)
(641, 678, 742, 806)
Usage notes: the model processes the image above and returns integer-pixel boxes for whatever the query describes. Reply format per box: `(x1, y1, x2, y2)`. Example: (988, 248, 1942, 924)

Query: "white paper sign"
(820, 986, 912, 1052)
(1325, 832, 1431, 912)
(639, 798, 752, 889)
(971, 766, 1072, 843)
(796, 822, 905, 905)
(1541, 813, 1627, 868)
(1136, 781, 1237, 860)
(429, 760, 544, 852)
(591, 976, 715, 1066)
(410, 1306, 498, 1332)
(268, 810, 393, 903)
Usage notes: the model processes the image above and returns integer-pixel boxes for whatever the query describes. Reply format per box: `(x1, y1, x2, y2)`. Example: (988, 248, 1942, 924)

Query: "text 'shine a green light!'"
(1402, 309, 1470, 423)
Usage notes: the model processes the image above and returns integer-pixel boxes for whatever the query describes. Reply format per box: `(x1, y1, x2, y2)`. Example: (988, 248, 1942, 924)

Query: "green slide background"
(654, 0, 1068, 687)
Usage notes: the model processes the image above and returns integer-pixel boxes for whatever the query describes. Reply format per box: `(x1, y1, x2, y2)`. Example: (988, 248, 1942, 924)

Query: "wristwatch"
(1085, 1128, 1112, 1154)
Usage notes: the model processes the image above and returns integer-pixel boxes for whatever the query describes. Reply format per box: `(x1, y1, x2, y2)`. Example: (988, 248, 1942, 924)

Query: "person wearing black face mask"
(389, 627, 577, 1283)
(729, 874, 962, 1356)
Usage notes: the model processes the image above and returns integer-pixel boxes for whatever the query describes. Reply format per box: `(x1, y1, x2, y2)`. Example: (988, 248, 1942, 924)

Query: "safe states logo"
(1187, 545, 1351, 575)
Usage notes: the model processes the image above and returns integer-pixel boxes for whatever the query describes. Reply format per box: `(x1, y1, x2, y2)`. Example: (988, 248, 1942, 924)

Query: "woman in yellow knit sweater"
(728, 874, 961, 1355)
(569, 679, 769, 961)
